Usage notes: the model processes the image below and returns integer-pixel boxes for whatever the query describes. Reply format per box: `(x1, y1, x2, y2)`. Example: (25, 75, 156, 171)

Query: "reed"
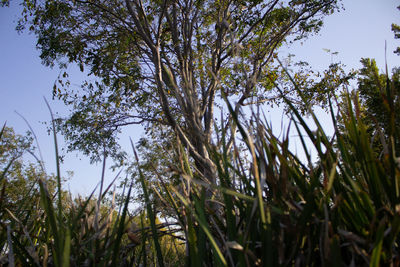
(1, 70, 399, 266)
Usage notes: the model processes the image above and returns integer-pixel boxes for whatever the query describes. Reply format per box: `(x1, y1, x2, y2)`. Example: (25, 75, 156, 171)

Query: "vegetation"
(1, 64, 400, 265)
(1, 0, 400, 266)
(356, 58, 400, 152)
(0, 124, 185, 266)
(14, 0, 342, 178)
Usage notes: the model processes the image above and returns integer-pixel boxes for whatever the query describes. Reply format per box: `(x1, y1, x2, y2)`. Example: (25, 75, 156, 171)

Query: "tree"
(14, 0, 341, 188)
(0, 125, 62, 224)
(355, 58, 400, 153)
(392, 5, 400, 55)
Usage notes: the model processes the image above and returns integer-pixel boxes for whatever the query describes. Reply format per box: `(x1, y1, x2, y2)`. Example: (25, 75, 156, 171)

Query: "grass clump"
(0, 70, 399, 266)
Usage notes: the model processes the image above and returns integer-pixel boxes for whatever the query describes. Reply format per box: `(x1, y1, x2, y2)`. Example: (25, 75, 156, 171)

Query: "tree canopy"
(12, 0, 342, 184)
(0, 126, 60, 218)
(354, 58, 400, 152)
(392, 5, 400, 55)
(4, 2, 400, 266)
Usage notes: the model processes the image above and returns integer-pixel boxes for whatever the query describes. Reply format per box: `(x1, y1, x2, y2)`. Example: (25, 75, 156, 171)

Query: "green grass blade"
(370, 223, 384, 267)
(131, 138, 165, 267)
(44, 98, 63, 223)
(173, 188, 227, 266)
(110, 177, 132, 265)
(62, 228, 71, 267)
(38, 178, 61, 266)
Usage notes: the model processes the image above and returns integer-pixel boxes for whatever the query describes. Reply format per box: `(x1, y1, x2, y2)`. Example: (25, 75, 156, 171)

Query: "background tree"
(0, 126, 42, 216)
(392, 5, 400, 55)
(353, 58, 400, 153)
(0, 126, 63, 216)
(0, 125, 64, 264)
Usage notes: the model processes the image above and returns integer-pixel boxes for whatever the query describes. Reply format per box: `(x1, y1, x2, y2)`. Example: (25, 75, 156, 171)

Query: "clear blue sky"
(291, 0, 400, 72)
(1, 0, 399, 196)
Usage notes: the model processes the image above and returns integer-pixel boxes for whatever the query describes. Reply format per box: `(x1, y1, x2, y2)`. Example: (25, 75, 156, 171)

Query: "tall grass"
(0, 113, 185, 266)
(1, 73, 399, 266)
(143, 73, 400, 266)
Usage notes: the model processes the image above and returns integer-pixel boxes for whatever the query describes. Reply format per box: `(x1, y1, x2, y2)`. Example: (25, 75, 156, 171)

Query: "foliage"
(0, 124, 185, 266)
(0, 125, 33, 169)
(136, 69, 400, 266)
(352, 58, 400, 153)
(13, 0, 342, 176)
(0, 0, 9, 7)
(1, 65, 400, 265)
(2, 1, 400, 266)
(273, 59, 355, 115)
(392, 5, 400, 55)
(0, 126, 56, 218)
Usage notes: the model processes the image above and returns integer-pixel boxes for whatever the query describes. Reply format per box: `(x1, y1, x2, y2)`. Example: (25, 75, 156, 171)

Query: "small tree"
(1, 126, 40, 214)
